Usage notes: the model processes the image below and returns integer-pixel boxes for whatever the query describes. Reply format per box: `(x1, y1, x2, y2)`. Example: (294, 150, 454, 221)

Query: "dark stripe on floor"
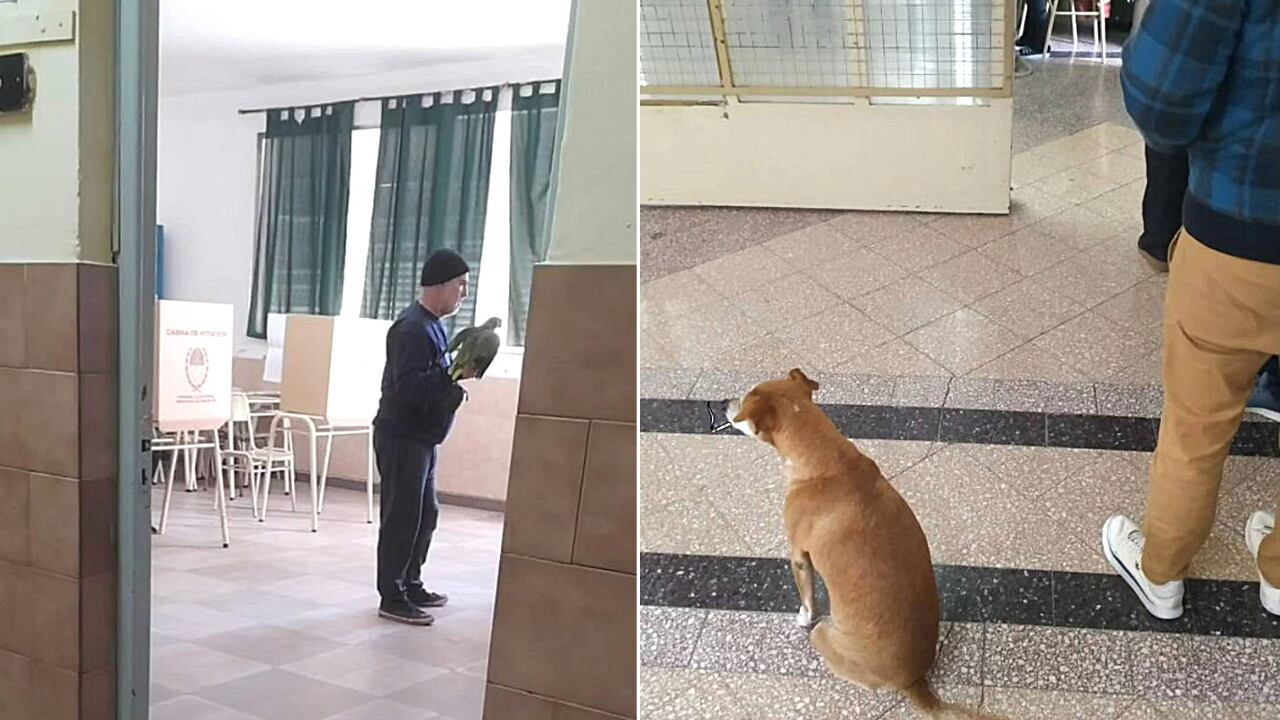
(640, 399, 1279, 456)
(640, 552, 1280, 639)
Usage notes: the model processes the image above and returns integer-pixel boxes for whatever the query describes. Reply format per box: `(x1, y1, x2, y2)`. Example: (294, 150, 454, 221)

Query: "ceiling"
(159, 0, 572, 96)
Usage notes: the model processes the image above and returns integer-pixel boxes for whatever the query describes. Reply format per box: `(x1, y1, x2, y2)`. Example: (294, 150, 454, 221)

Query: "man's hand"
(457, 366, 480, 381)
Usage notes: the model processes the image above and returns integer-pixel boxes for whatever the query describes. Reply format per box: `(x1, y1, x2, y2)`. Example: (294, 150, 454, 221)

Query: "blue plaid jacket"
(1121, 0, 1280, 263)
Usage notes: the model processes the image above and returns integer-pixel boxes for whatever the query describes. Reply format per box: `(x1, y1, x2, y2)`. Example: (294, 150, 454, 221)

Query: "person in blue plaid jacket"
(1102, 0, 1280, 622)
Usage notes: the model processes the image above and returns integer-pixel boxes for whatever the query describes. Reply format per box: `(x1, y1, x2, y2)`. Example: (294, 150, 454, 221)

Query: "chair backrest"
(230, 392, 252, 423)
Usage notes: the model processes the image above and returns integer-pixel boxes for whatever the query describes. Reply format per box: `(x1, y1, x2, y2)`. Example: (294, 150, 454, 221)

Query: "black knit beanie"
(420, 249, 470, 287)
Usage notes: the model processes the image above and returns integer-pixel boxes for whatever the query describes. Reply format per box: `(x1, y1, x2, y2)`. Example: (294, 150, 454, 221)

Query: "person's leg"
(375, 432, 431, 607)
(1104, 230, 1280, 619)
(404, 447, 447, 607)
(1245, 356, 1280, 422)
(1138, 146, 1189, 270)
(1141, 233, 1273, 582)
(1018, 0, 1051, 53)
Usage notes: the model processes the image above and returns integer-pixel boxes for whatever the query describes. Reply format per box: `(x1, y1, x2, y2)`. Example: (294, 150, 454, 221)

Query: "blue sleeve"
(1120, 0, 1245, 152)
(387, 325, 463, 415)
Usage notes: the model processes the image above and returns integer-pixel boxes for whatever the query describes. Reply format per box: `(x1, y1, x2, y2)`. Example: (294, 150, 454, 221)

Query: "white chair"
(1044, 0, 1109, 57)
(221, 392, 296, 521)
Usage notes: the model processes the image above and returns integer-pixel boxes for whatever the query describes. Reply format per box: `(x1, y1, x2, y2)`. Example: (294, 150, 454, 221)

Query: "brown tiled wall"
(484, 264, 637, 720)
(0, 263, 119, 720)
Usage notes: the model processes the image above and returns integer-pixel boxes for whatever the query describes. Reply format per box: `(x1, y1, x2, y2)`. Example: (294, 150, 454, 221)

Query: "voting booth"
(152, 299, 234, 546)
(280, 314, 392, 426)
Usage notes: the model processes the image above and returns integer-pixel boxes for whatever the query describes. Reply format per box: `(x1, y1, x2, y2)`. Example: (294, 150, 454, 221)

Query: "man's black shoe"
(407, 588, 449, 608)
(378, 599, 435, 626)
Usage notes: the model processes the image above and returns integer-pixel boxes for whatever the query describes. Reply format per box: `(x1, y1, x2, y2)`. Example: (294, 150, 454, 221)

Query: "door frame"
(115, 0, 159, 717)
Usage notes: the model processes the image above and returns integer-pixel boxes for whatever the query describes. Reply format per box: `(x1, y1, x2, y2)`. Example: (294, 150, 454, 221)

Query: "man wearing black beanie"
(372, 248, 476, 625)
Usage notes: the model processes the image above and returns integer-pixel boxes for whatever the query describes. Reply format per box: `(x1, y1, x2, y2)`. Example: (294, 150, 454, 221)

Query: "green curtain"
(507, 82, 562, 346)
(247, 102, 354, 339)
(362, 90, 497, 333)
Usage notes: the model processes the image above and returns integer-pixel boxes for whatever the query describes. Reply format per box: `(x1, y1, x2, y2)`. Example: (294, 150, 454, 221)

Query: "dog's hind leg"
(790, 547, 817, 627)
(810, 619, 886, 692)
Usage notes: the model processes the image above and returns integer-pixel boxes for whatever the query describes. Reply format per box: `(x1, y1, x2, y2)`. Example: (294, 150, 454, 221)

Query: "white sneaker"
(1101, 515, 1184, 620)
(1244, 511, 1280, 616)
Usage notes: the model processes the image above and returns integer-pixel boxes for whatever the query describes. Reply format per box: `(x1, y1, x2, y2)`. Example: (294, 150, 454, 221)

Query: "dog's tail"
(902, 677, 1011, 720)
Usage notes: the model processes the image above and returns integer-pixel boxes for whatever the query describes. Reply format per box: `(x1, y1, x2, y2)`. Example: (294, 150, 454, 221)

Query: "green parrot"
(449, 316, 503, 381)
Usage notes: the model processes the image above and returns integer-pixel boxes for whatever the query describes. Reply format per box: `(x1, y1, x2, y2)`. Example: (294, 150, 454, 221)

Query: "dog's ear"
(733, 394, 778, 438)
(789, 368, 819, 393)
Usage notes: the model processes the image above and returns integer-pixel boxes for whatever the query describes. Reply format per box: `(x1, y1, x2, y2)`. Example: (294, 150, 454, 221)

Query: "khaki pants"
(1141, 230, 1280, 586)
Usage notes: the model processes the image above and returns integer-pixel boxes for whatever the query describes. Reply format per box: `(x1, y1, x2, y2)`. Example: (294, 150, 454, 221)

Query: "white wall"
(157, 55, 563, 355)
(0, 0, 113, 263)
(544, 0, 638, 265)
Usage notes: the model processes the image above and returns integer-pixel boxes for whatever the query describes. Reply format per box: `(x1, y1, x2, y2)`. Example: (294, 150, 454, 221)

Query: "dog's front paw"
(795, 605, 814, 628)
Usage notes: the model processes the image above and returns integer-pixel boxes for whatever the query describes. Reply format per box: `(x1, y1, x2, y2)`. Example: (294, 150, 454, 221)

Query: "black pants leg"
(374, 431, 437, 603)
(403, 447, 439, 595)
(1018, 0, 1051, 52)
(1139, 145, 1190, 261)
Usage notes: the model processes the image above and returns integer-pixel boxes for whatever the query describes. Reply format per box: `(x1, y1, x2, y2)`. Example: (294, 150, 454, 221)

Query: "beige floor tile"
(716, 671, 902, 720)
(825, 210, 927, 244)
(1034, 130, 1120, 166)
(904, 309, 1025, 376)
(1037, 253, 1146, 309)
(693, 245, 794, 298)
(1087, 181, 1146, 226)
(765, 220, 866, 268)
(1119, 697, 1256, 720)
(918, 250, 1025, 304)
(851, 276, 965, 335)
(890, 447, 1010, 564)
(970, 278, 1086, 342)
(1079, 150, 1148, 186)
(834, 338, 953, 379)
(810, 247, 910, 301)
(1012, 148, 1074, 188)
(775, 304, 897, 372)
(1044, 451, 1151, 550)
(961, 444, 1101, 501)
(977, 225, 1082, 277)
(734, 272, 844, 322)
(969, 343, 1089, 384)
(930, 212, 1025, 248)
(1093, 277, 1167, 333)
(640, 489, 749, 556)
(866, 224, 968, 273)
(1034, 166, 1122, 204)
(982, 686, 1136, 720)
(1034, 204, 1129, 250)
(1032, 312, 1160, 382)
(716, 334, 811, 376)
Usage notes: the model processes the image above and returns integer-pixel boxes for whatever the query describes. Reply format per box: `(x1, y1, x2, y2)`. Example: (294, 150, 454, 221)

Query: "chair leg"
(259, 463, 272, 523)
(1099, 2, 1107, 59)
(159, 452, 176, 534)
(249, 461, 261, 520)
(213, 436, 230, 548)
(1042, 0, 1057, 56)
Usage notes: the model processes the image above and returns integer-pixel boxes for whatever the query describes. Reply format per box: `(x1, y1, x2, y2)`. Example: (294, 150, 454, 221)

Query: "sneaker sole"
(417, 599, 448, 608)
(1101, 519, 1183, 621)
(1245, 406, 1280, 423)
(1243, 514, 1280, 617)
(378, 609, 435, 626)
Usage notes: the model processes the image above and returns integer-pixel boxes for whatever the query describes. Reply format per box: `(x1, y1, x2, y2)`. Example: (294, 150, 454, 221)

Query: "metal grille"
(639, 0, 723, 87)
(639, 0, 1010, 97)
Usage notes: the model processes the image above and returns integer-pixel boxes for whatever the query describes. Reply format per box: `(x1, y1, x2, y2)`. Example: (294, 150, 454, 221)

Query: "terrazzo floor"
(639, 53, 1280, 719)
(149, 485, 502, 720)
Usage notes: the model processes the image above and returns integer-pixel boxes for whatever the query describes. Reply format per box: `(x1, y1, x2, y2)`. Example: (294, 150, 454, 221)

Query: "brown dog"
(724, 369, 1004, 719)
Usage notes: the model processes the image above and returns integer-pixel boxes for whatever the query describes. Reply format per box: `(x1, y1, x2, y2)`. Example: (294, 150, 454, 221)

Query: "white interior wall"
(158, 57, 562, 357)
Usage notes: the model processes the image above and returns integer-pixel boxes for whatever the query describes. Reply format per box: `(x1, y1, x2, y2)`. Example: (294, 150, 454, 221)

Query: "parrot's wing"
(472, 333, 503, 378)
(448, 327, 474, 354)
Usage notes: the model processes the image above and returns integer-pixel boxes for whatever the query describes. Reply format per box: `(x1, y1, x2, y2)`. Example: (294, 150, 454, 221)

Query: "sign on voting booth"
(280, 314, 391, 426)
(153, 300, 234, 432)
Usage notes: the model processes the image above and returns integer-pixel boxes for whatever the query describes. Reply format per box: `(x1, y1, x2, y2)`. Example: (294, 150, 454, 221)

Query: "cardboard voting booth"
(153, 300, 234, 432)
(280, 314, 392, 425)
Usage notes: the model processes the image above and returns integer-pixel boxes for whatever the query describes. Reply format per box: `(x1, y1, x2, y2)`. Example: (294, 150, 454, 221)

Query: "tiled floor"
(150, 484, 502, 720)
(639, 59, 1280, 716)
(642, 121, 1174, 417)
